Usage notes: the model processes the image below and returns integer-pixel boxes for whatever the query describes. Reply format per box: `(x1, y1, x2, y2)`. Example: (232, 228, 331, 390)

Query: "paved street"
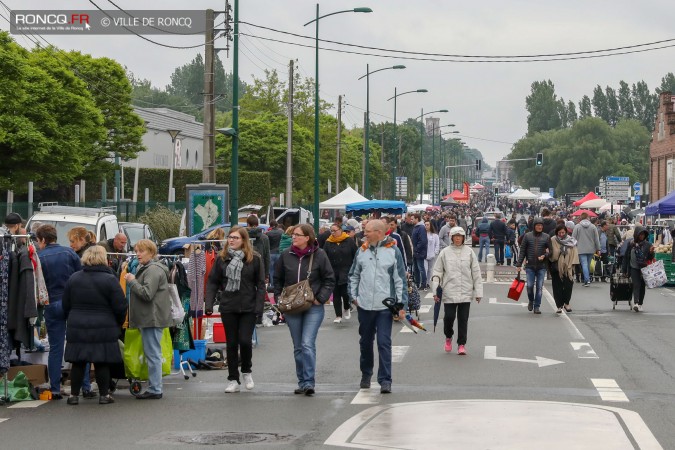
(2, 248, 675, 449)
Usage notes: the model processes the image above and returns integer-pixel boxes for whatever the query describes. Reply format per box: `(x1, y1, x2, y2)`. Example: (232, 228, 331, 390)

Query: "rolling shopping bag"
(124, 328, 173, 380)
(507, 274, 525, 301)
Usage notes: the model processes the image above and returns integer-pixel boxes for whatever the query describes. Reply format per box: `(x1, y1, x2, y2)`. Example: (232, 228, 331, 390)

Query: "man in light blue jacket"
(349, 220, 407, 394)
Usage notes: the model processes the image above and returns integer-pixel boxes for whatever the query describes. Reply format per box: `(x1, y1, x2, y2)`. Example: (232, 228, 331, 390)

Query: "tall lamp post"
(167, 129, 181, 203)
(414, 109, 448, 203)
(431, 124, 455, 204)
(440, 132, 460, 199)
(358, 64, 405, 198)
(387, 88, 427, 198)
(304, 5, 372, 232)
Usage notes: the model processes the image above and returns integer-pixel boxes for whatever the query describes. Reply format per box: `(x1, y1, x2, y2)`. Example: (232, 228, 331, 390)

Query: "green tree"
(632, 81, 657, 130)
(578, 95, 592, 119)
(618, 81, 635, 119)
(525, 80, 562, 136)
(657, 72, 675, 94)
(605, 86, 620, 127)
(167, 53, 204, 108)
(592, 85, 609, 122)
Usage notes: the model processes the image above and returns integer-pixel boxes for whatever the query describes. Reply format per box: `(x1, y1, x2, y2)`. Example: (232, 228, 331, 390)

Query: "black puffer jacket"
(622, 226, 654, 273)
(323, 234, 357, 285)
(516, 220, 551, 270)
(205, 252, 266, 314)
(63, 265, 127, 363)
(273, 246, 336, 304)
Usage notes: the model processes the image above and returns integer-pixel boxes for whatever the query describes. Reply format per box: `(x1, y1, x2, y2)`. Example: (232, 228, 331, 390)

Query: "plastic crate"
(173, 339, 206, 369)
(213, 323, 227, 343)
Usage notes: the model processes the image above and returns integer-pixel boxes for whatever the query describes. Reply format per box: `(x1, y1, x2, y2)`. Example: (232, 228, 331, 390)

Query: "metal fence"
(1, 201, 186, 223)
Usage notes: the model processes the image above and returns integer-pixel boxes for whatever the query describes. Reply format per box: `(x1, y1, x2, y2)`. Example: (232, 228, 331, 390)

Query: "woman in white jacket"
(431, 227, 482, 355)
(425, 221, 440, 289)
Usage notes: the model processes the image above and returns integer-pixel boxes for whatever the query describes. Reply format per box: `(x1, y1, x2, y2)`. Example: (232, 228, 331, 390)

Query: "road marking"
(392, 346, 409, 363)
(400, 325, 413, 333)
(423, 292, 434, 299)
(484, 345, 564, 368)
(571, 342, 599, 359)
(592, 378, 629, 402)
(489, 297, 528, 307)
(418, 304, 431, 314)
(350, 389, 381, 405)
(0, 418, 8, 424)
(542, 288, 585, 340)
(7, 400, 49, 408)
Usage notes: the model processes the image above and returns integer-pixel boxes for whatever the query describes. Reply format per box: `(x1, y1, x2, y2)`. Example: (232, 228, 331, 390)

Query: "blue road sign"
(634, 195, 641, 202)
(633, 182, 641, 192)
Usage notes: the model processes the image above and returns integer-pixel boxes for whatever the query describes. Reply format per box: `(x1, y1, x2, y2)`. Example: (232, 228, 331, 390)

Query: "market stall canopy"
(449, 190, 464, 200)
(471, 183, 485, 190)
(407, 203, 433, 212)
(571, 209, 598, 217)
(345, 200, 407, 215)
(508, 189, 539, 200)
(440, 196, 458, 206)
(598, 202, 623, 212)
(579, 198, 608, 209)
(573, 191, 600, 207)
(319, 186, 368, 210)
(646, 189, 675, 215)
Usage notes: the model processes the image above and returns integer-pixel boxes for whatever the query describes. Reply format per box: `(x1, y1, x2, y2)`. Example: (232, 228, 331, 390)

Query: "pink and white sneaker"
(444, 338, 452, 353)
(458, 345, 467, 355)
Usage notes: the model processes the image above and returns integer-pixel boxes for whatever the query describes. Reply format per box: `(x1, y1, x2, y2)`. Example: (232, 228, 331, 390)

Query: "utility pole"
(202, 9, 216, 183)
(336, 94, 342, 194)
(230, 0, 240, 223)
(286, 60, 294, 207)
(361, 112, 367, 195)
(380, 123, 384, 199)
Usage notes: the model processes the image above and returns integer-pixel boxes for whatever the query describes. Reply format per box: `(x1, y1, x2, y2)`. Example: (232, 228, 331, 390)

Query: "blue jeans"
(578, 253, 593, 283)
(269, 253, 280, 288)
(285, 304, 324, 389)
(358, 308, 393, 384)
(525, 268, 547, 308)
(413, 257, 427, 288)
(478, 236, 490, 262)
(494, 240, 505, 264)
(44, 301, 66, 394)
(140, 327, 164, 394)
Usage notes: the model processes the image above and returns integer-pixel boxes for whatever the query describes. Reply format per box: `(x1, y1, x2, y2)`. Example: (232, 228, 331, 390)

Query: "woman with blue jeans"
(274, 224, 335, 396)
(36, 224, 82, 399)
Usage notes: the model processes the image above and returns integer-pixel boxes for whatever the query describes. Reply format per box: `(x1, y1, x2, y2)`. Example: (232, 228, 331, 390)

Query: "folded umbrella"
(430, 276, 442, 332)
(406, 314, 428, 332)
(382, 297, 417, 334)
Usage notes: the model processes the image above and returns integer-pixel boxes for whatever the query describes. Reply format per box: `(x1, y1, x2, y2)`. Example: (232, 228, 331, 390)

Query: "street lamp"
(439, 129, 459, 197)
(431, 124, 455, 204)
(304, 4, 372, 232)
(167, 129, 181, 203)
(358, 64, 405, 198)
(413, 109, 448, 203)
(387, 88, 427, 198)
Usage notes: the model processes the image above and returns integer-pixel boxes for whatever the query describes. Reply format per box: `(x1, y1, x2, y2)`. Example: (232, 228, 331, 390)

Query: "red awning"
(573, 191, 600, 207)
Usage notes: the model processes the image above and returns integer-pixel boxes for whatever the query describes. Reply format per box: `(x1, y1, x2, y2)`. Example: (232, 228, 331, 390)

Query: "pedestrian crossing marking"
(400, 325, 413, 333)
(424, 292, 434, 299)
(392, 346, 409, 363)
(0, 418, 8, 424)
(418, 305, 431, 314)
(7, 400, 48, 409)
(351, 388, 381, 404)
(592, 378, 629, 402)
(571, 342, 599, 359)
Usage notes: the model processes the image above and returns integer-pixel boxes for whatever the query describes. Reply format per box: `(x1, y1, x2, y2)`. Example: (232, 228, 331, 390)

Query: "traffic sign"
(633, 182, 641, 192)
(606, 176, 629, 182)
(634, 195, 641, 202)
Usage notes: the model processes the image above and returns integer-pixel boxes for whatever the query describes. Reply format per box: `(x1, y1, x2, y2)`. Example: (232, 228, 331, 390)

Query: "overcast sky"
(3, 0, 674, 167)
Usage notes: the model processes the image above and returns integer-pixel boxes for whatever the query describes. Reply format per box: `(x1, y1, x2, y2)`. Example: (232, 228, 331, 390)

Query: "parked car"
(119, 222, 157, 249)
(27, 203, 119, 245)
(159, 223, 269, 255)
(471, 216, 494, 247)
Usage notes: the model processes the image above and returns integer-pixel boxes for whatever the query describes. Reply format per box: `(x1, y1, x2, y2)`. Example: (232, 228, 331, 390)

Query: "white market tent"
(579, 198, 608, 209)
(508, 188, 539, 200)
(319, 186, 368, 209)
(407, 203, 432, 212)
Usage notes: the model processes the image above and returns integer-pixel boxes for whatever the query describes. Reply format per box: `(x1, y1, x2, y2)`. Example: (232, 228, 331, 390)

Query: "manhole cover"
(142, 431, 297, 446)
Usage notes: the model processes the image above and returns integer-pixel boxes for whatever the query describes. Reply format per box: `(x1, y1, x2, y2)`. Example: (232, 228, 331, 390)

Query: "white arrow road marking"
(484, 346, 564, 368)
(400, 325, 413, 333)
(489, 297, 528, 307)
(418, 304, 432, 314)
(0, 419, 8, 424)
(392, 346, 409, 362)
(592, 378, 629, 402)
(571, 342, 599, 359)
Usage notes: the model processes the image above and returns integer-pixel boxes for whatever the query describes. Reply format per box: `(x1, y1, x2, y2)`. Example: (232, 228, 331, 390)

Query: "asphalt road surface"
(2, 247, 674, 449)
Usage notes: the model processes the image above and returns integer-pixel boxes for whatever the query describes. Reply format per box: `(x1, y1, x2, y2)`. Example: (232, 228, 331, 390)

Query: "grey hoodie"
(572, 219, 600, 254)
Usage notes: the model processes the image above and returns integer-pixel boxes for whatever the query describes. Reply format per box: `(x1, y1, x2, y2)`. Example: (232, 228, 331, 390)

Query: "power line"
(241, 20, 675, 60)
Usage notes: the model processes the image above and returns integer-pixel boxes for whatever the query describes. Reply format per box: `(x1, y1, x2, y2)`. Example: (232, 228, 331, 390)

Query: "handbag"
(589, 256, 597, 274)
(278, 253, 315, 315)
(641, 259, 667, 289)
(507, 273, 525, 301)
(168, 283, 185, 326)
(123, 328, 173, 380)
(505, 245, 512, 259)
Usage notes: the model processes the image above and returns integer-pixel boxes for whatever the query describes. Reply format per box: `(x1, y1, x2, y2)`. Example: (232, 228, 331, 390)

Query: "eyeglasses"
(330, 229, 341, 233)
(227, 235, 241, 240)
(291, 233, 307, 238)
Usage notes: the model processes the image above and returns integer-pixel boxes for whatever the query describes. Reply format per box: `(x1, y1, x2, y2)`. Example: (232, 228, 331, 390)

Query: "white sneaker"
(638, 304, 644, 312)
(225, 380, 240, 393)
(242, 373, 254, 390)
(333, 317, 342, 324)
(344, 309, 351, 320)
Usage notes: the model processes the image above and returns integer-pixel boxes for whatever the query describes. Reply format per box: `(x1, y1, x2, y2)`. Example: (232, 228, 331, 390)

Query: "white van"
(27, 203, 120, 246)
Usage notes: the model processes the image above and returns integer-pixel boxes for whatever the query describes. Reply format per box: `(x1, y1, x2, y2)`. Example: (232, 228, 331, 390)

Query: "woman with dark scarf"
(549, 224, 579, 313)
(323, 222, 357, 324)
(273, 224, 335, 396)
(205, 226, 266, 393)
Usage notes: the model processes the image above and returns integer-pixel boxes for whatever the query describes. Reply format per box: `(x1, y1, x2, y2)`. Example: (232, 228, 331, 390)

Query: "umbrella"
(579, 198, 608, 209)
(382, 298, 417, 333)
(405, 314, 428, 332)
(572, 209, 598, 217)
(430, 275, 442, 332)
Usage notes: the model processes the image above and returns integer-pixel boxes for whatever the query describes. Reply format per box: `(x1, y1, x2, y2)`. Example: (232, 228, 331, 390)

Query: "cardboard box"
(7, 364, 48, 386)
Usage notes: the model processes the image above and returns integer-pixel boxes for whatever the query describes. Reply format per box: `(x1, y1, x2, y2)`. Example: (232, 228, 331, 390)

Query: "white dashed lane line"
(592, 378, 629, 402)
(571, 342, 599, 359)
(0, 418, 8, 424)
(7, 400, 49, 408)
(418, 305, 431, 314)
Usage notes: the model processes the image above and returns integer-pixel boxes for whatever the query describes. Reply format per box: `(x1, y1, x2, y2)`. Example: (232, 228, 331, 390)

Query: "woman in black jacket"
(622, 226, 655, 312)
(205, 226, 266, 393)
(323, 223, 357, 324)
(62, 246, 127, 405)
(273, 224, 335, 396)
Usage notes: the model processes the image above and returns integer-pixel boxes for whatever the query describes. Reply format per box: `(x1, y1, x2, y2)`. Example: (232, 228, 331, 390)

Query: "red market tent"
(573, 191, 600, 207)
(449, 190, 464, 200)
(571, 209, 598, 217)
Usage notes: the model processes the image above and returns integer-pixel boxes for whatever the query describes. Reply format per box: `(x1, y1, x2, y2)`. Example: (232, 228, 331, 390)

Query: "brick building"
(650, 91, 675, 201)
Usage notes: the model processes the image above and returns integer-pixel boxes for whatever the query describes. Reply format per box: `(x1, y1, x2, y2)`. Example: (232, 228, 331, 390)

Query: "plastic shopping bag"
(124, 328, 173, 380)
(505, 245, 512, 259)
(641, 260, 667, 289)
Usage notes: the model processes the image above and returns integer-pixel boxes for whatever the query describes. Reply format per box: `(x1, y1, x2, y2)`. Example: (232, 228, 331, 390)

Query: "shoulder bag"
(278, 253, 315, 315)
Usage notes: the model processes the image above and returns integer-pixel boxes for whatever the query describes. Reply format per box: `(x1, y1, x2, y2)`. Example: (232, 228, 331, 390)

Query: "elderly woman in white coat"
(431, 227, 482, 355)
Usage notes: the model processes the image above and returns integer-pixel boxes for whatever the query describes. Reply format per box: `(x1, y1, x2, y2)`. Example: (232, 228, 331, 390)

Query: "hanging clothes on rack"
(1, 237, 11, 375)
(187, 246, 206, 316)
(7, 243, 38, 351)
